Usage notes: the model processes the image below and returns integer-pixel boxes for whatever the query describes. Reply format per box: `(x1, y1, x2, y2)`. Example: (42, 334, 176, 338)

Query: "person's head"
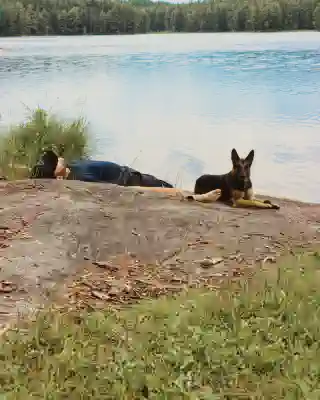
(30, 150, 58, 179)
(42, 150, 59, 171)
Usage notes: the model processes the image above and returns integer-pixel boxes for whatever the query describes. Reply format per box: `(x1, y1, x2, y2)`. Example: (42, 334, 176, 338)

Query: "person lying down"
(30, 150, 174, 188)
(28, 150, 224, 203)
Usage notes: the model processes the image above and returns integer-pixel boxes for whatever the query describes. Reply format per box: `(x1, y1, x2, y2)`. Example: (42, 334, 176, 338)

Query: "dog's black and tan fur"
(194, 149, 279, 209)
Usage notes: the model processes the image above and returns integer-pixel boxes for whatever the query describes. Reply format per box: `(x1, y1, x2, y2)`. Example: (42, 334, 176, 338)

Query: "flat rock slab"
(0, 180, 319, 325)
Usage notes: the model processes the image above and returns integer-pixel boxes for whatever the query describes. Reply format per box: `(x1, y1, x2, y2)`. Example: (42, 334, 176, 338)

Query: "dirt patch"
(0, 179, 319, 325)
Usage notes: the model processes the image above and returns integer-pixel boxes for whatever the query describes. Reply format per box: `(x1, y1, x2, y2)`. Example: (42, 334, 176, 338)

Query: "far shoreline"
(0, 29, 319, 39)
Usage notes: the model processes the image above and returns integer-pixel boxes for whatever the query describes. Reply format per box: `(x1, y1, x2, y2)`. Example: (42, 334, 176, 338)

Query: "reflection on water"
(1, 32, 320, 202)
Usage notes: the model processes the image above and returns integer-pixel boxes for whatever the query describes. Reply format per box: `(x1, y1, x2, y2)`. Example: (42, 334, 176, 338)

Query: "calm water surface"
(1, 32, 320, 202)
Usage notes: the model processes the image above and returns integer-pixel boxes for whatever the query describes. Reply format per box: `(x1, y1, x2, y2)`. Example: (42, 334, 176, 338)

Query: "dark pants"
(67, 160, 141, 185)
(67, 160, 173, 188)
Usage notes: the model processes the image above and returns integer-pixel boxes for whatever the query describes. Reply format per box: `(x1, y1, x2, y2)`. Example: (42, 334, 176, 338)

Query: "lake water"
(1, 32, 320, 202)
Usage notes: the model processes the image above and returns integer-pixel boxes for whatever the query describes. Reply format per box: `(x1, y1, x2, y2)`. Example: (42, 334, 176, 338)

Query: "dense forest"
(0, 0, 319, 36)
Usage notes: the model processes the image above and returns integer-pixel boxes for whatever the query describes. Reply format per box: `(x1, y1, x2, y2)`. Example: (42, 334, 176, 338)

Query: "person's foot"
(187, 189, 222, 203)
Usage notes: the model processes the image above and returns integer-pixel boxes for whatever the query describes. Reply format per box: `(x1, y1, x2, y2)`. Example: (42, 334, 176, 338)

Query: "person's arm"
(54, 157, 70, 179)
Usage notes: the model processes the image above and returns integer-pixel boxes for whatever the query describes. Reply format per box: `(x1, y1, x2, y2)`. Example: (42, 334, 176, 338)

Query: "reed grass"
(0, 108, 91, 180)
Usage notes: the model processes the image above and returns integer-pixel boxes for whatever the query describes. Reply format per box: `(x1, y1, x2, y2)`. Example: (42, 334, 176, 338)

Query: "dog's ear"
(245, 150, 254, 166)
(231, 149, 240, 165)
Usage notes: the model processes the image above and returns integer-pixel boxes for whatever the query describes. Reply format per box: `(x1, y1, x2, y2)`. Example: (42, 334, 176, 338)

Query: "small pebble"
(199, 257, 223, 268)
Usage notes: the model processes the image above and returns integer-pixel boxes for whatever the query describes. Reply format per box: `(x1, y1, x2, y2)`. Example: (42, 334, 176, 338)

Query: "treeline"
(0, 0, 320, 36)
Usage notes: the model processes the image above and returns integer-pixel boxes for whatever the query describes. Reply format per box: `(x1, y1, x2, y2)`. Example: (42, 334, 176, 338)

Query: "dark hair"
(30, 150, 58, 179)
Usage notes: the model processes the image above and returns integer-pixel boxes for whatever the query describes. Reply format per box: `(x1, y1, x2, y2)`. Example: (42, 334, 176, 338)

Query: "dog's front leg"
(230, 190, 244, 208)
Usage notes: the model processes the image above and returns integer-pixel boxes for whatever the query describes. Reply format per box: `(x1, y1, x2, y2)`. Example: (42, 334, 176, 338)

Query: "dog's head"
(231, 148, 254, 186)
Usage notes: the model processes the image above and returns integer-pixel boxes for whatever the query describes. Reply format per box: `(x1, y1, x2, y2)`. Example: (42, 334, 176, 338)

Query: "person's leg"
(138, 173, 173, 188)
(67, 160, 123, 183)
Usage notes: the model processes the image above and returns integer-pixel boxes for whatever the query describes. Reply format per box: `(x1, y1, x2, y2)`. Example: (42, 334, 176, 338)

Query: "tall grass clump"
(0, 108, 91, 180)
(1, 253, 320, 398)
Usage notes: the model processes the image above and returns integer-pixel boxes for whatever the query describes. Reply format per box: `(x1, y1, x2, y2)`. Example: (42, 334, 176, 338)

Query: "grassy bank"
(0, 108, 91, 180)
(1, 253, 320, 398)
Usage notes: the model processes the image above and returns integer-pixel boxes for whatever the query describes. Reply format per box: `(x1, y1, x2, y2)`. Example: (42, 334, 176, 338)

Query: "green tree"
(314, 4, 320, 30)
(0, 0, 319, 36)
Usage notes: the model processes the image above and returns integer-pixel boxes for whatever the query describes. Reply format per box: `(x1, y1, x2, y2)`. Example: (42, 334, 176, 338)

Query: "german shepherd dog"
(193, 149, 279, 209)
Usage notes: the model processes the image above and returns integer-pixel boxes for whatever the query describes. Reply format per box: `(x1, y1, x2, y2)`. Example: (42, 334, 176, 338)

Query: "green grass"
(1, 253, 320, 399)
(0, 108, 91, 180)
